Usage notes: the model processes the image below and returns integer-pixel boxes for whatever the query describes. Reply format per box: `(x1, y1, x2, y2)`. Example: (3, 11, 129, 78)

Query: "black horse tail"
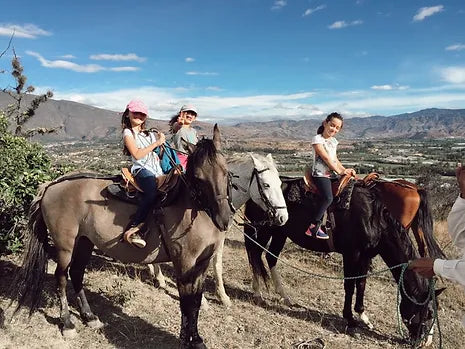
(415, 188, 446, 259)
(12, 183, 51, 316)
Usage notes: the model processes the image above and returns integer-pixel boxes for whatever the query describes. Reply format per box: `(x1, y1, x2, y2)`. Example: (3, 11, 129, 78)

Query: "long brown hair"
(121, 108, 148, 155)
(317, 112, 343, 134)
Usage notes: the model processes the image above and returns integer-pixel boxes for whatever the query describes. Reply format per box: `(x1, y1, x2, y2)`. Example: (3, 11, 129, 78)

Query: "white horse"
(148, 152, 288, 306)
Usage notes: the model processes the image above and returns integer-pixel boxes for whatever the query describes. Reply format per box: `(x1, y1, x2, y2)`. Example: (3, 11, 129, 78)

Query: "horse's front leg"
(353, 258, 374, 330)
(70, 237, 104, 330)
(342, 254, 358, 334)
(179, 292, 206, 349)
(265, 234, 291, 306)
(213, 237, 231, 307)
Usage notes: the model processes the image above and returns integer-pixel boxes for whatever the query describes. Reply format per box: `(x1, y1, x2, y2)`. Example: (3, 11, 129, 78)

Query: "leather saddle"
(106, 165, 183, 207)
(303, 167, 355, 197)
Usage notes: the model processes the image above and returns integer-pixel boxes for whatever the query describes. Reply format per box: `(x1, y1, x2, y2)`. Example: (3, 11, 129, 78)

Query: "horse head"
(249, 153, 288, 226)
(399, 277, 445, 346)
(186, 124, 232, 231)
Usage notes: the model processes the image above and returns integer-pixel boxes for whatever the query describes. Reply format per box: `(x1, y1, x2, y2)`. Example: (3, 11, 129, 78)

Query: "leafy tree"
(0, 47, 56, 254)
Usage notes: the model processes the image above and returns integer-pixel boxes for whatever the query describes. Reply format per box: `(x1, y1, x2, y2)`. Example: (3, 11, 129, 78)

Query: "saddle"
(303, 167, 355, 197)
(106, 165, 183, 207)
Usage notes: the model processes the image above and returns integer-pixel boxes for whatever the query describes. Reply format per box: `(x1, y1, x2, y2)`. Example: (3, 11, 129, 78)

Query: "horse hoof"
(253, 295, 266, 306)
(62, 328, 78, 339)
(346, 326, 358, 337)
(220, 296, 232, 308)
(87, 319, 105, 329)
(189, 340, 207, 349)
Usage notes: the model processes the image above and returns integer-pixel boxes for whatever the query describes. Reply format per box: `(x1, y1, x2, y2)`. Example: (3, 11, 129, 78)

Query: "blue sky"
(1, 1, 464, 123)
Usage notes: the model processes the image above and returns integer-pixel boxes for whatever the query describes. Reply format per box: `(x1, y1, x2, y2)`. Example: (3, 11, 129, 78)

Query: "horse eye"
(263, 183, 270, 188)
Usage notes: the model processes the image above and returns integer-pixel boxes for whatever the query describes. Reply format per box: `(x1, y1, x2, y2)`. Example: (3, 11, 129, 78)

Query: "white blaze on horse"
(148, 152, 289, 307)
(13, 125, 232, 349)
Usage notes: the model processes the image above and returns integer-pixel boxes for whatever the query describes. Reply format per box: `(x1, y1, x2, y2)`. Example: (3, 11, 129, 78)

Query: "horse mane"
(185, 138, 219, 180)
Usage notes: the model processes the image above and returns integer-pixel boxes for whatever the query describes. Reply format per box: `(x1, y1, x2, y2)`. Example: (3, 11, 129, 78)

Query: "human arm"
(124, 131, 165, 160)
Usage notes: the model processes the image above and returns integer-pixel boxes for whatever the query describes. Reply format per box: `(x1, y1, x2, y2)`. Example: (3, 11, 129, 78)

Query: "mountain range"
(1, 92, 464, 142)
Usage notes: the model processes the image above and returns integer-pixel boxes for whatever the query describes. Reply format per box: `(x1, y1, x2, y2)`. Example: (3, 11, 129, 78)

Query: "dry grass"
(0, 221, 464, 349)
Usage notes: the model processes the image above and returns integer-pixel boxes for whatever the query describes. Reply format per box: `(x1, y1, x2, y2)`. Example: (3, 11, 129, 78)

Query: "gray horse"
(14, 125, 232, 349)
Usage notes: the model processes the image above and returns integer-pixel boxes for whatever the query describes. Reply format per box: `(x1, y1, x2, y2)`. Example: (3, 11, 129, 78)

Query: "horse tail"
(13, 183, 51, 315)
(415, 188, 446, 259)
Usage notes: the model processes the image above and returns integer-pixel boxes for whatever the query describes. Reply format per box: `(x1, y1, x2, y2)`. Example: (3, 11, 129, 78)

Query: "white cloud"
(446, 44, 465, 51)
(413, 5, 444, 22)
(90, 53, 146, 62)
(185, 57, 195, 63)
(271, 0, 287, 11)
(26, 51, 139, 73)
(50, 84, 465, 123)
(328, 20, 363, 29)
(371, 84, 409, 91)
(186, 71, 218, 76)
(440, 66, 465, 84)
(303, 5, 326, 17)
(0, 23, 51, 38)
(60, 54, 76, 59)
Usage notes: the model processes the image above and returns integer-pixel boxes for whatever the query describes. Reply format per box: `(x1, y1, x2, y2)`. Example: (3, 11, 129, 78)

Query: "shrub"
(0, 113, 53, 254)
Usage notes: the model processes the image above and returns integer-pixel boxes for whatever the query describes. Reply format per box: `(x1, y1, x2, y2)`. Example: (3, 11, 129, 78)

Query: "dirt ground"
(0, 220, 464, 349)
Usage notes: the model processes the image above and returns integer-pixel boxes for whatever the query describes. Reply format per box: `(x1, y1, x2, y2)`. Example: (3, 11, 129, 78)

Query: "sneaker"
(123, 223, 146, 248)
(305, 223, 329, 240)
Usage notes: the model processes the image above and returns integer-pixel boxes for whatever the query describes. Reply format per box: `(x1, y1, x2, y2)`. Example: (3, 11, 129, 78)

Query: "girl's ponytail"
(317, 124, 324, 134)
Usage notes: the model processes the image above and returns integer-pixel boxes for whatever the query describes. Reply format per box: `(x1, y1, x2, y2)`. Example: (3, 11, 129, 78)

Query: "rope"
(238, 218, 443, 348)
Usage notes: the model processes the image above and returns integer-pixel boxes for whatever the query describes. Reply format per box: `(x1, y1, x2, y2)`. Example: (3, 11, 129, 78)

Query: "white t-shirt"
(311, 134, 338, 178)
(123, 128, 163, 177)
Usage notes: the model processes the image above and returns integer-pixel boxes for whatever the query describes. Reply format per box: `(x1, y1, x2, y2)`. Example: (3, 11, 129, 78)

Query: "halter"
(231, 166, 286, 225)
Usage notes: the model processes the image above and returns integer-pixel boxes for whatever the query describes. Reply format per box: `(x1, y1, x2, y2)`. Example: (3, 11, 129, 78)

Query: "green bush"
(0, 112, 53, 254)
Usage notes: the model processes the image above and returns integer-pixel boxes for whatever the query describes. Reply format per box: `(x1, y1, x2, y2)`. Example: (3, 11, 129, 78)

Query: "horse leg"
(69, 236, 104, 329)
(176, 257, 211, 349)
(54, 249, 76, 338)
(212, 236, 231, 307)
(265, 234, 291, 306)
(353, 259, 374, 330)
(342, 254, 358, 334)
(148, 263, 167, 289)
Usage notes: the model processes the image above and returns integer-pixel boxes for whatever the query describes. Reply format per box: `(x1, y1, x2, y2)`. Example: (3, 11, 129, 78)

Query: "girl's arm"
(124, 132, 166, 160)
(313, 143, 345, 175)
(336, 158, 356, 176)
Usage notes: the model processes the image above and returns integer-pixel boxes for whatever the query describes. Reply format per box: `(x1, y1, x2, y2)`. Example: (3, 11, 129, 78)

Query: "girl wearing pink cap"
(121, 100, 166, 248)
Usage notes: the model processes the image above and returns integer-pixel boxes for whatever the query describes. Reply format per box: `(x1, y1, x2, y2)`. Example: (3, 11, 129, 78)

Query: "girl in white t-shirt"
(306, 112, 356, 239)
(121, 100, 166, 248)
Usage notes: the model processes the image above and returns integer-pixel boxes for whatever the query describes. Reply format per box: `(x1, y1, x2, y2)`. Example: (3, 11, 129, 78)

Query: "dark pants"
(132, 169, 158, 225)
(312, 176, 334, 223)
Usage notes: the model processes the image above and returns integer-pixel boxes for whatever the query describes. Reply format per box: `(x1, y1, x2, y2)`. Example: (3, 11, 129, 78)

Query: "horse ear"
(435, 287, 446, 298)
(213, 124, 221, 150)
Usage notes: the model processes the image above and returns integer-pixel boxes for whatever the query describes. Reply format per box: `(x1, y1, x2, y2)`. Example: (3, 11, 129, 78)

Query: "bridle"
(230, 167, 286, 224)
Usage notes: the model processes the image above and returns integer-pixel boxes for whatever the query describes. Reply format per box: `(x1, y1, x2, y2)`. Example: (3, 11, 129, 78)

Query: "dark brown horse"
(13, 125, 232, 349)
(243, 176, 445, 345)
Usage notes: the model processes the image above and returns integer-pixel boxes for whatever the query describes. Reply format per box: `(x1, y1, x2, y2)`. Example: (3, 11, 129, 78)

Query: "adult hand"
(456, 164, 465, 198)
(408, 257, 435, 279)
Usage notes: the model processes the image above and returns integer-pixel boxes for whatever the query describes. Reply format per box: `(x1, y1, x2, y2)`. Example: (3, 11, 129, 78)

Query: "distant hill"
(1, 92, 464, 142)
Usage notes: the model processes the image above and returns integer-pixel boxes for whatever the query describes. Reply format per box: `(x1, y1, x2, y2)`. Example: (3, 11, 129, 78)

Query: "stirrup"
(123, 224, 146, 248)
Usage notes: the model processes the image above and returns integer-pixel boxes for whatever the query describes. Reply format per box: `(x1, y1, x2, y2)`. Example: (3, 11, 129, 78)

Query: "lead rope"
(238, 217, 442, 348)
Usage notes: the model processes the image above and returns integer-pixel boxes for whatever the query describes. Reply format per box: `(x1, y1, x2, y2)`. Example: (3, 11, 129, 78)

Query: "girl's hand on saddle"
(343, 168, 356, 177)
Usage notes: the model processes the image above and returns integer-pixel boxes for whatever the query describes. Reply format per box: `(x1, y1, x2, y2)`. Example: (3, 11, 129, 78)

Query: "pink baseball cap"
(126, 100, 148, 116)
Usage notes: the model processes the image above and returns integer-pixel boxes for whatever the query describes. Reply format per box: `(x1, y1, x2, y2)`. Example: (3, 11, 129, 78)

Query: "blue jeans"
(312, 176, 334, 223)
(132, 169, 158, 225)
